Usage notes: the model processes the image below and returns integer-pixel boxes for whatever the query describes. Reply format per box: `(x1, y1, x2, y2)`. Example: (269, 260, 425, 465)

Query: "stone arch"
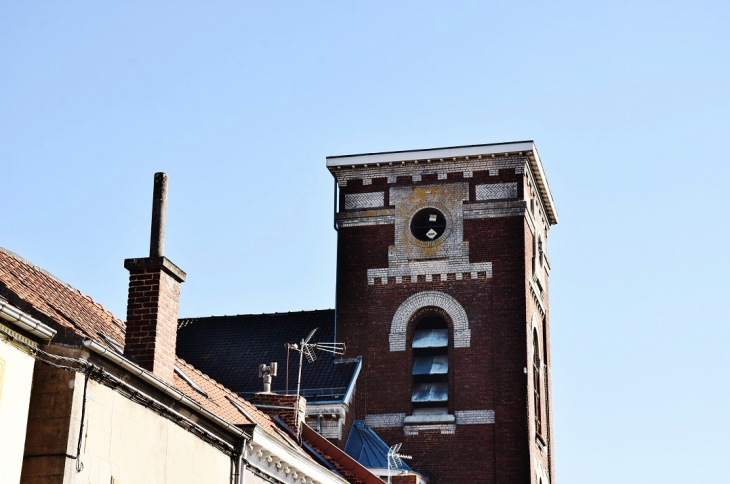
(389, 291, 471, 351)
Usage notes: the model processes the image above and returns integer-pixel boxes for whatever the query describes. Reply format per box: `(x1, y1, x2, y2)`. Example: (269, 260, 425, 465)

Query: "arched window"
(411, 315, 449, 414)
(533, 329, 542, 435)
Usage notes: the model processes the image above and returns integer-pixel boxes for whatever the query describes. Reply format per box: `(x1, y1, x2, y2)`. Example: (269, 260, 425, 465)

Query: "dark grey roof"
(177, 310, 358, 403)
(344, 421, 413, 471)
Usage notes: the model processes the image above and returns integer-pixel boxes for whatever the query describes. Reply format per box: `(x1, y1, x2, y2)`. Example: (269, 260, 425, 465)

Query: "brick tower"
(328, 142, 558, 484)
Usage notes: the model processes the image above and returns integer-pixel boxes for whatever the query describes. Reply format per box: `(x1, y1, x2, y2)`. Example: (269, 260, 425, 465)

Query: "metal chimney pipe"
(150, 172, 168, 257)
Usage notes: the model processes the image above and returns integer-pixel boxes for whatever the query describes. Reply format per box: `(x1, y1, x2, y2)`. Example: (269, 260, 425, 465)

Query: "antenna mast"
(285, 328, 345, 436)
(387, 443, 412, 484)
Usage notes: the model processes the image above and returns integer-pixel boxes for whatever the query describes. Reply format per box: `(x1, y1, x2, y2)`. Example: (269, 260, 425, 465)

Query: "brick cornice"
(124, 256, 186, 283)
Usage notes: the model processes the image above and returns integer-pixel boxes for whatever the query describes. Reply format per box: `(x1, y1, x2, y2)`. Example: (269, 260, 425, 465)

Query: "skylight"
(174, 366, 208, 398)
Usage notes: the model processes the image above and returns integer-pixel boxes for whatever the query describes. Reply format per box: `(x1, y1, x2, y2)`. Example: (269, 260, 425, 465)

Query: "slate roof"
(344, 421, 413, 471)
(177, 311, 359, 403)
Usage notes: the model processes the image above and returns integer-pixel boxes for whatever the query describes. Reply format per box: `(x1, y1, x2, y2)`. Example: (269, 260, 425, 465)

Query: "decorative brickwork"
(403, 423, 456, 435)
(389, 291, 470, 351)
(475, 182, 518, 200)
(344, 192, 385, 210)
(364, 413, 405, 428)
(331, 156, 526, 187)
(330, 143, 558, 483)
(454, 409, 495, 424)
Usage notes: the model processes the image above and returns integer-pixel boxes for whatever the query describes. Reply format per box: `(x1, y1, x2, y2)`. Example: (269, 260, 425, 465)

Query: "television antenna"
(387, 443, 412, 484)
(285, 328, 345, 433)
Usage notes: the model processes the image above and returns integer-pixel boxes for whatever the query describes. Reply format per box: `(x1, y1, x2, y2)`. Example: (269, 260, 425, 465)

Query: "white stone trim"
(326, 141, 535, 166)
(368, 260, 491, 286)
(389, 291, 471, 351)
(463, 200, 527, 220)
(364, 413, 406, 428)
(336, 208, 395, 228)
(332, 158, 525, 192)
(403, 423, 456, 435)
(455, 409, 495, 424)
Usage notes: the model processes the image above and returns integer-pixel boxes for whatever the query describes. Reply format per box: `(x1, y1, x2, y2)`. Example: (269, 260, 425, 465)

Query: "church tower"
(328, 141, 558, 484)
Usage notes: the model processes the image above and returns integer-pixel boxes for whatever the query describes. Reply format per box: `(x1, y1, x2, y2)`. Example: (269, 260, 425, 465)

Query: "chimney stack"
(124, 173, 186, 383)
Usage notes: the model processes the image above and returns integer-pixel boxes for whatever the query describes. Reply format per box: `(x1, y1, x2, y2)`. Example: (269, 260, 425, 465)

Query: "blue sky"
(2, 1, 728, 482)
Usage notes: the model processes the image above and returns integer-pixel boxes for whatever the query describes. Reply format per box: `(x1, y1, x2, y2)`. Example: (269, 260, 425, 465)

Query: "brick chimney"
(124, 172, 186, 383)
(250, 393, 306, 432)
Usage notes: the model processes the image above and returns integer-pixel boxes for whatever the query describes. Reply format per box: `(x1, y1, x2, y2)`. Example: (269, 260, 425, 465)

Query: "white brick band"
(455, 410, 495, 424)
(331, 157, 526, 187)
(475, 182, 518, 200)
(404, 423, 456, 435)
(364, 413, 406, 428)
(344, 192, 385, 210)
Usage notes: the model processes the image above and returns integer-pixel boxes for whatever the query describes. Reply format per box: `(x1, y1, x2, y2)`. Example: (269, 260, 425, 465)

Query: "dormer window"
(411, 316, 449, 413)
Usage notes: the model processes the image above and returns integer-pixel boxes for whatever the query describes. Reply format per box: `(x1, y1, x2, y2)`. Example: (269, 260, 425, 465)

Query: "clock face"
(410, 208, 447, 242)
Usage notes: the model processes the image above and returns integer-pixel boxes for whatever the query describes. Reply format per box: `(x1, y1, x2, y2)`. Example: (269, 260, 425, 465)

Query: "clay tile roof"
(0, 247, 125, 348)
(177, 310, 359, 401)
(174, 358, 311, 454)
(0, 248, 313, 459)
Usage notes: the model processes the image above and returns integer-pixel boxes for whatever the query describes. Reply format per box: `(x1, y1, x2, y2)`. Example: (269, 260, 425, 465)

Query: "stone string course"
(463, 200, 527, 220)
(363, 411, 495, 431)
(403, 423, 456, 435)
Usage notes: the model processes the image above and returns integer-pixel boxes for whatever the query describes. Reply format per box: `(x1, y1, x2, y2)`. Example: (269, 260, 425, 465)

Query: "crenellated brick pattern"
(124, 257, 185, 384)
(329, 156, 526, 187)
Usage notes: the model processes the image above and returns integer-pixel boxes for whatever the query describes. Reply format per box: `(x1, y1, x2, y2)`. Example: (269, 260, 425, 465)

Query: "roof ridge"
(179, 308, 335, 322)
(0, 246, 126, 328)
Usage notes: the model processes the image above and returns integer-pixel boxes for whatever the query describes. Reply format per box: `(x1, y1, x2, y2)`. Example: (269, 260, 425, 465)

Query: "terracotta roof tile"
(0, 247, 125, 348)
(174, 358, 310, 455)
(0, 247, 314, 461)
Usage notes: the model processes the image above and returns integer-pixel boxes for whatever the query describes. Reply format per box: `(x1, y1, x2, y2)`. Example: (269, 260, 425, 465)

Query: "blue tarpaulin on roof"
(344, 421, 413, 471)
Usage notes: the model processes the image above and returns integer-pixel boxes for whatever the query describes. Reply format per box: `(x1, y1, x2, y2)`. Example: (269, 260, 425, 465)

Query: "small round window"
(410, 208, 447, 241)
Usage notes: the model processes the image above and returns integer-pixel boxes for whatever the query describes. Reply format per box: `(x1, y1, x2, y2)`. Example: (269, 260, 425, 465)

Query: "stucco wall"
(72, 376, 232, 484)
(0, 329, 36, 484)
(23, 367, 233, 484)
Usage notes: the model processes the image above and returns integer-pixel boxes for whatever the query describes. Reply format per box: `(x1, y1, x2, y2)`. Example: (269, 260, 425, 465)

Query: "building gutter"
(82, 339, 249, 439)
(308, 356, 362, 406)
(85, 340, 351, 483)
(0, 299, 56, 342)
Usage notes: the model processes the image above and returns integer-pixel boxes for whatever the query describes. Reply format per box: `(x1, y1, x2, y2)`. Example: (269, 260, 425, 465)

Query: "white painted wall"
(0, 333, 36, 484)
(65, 377, 232, 484)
